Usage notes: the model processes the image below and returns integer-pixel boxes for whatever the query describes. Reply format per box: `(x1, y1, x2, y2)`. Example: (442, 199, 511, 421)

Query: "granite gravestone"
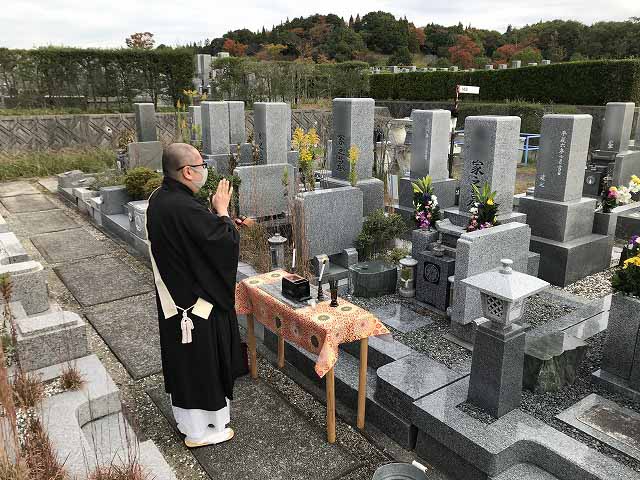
(201, 101, 230, 156)
(234, 164, 295, 219)
(227, 101, 246, 145)
(326, 98, 384, 216)
(127, 141, 162, 171)
(457, 116, 521, 216)
(196, 54, 212, 82)
(294, 187, 363, 260)
(398, 110, 458, 218)
(599, 102, 635, 153)
(330, 98, 375, 182)
(521, 114, 611, 286)
(253, 102, 291, 165)
(409, 110, 451, 181)
(133, 103, 157, 142)
(533, 115, 593, 202)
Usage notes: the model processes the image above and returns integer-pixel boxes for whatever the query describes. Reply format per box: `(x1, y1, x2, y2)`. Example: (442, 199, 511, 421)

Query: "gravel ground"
(519, 331, 640, 473)
(521, 292, 576, 330)
(564, 267, 616, 300)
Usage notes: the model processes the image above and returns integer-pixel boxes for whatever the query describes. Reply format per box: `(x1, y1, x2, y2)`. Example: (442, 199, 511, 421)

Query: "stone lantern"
(461, 259, 549, 418)
(398, 256, 418, 298)
(268, 233, 287, 270)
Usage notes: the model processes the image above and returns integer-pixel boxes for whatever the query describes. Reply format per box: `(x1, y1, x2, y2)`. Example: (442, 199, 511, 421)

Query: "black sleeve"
(181, 201, 240, 311)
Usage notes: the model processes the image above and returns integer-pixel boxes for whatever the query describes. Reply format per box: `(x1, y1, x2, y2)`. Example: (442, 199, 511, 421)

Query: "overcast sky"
(2, 0, 637, 49)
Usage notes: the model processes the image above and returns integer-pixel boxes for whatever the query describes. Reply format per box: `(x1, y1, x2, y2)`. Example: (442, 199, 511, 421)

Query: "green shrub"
(370, 59, 640, 105)
(356, 209, 407, 260)
(143, 175, 164, 198)
(124, 167, 162, 200)
(0, 148, 115, 181)
(91, 170, 125, 191)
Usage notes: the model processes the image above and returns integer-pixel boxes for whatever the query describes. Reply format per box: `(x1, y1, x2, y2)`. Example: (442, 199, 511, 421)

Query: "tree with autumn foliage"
(126, 32, 155, 49)
(448, 35, 481, 68)
(223, 39, 248, 57)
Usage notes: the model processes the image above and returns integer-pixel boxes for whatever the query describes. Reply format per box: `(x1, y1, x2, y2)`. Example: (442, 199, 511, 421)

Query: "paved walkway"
(0, 177, 450, 480)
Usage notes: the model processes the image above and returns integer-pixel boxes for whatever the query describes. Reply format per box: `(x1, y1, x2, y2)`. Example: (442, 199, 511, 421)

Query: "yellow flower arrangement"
(487, 198, 494, 206)
(623, 255, 640, 269)
(292, 127, 322, 191)
(348, 145, 360, 187)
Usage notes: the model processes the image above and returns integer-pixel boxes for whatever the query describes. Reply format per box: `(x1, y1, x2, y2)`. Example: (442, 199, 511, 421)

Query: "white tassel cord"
(177, 304, 196, 344)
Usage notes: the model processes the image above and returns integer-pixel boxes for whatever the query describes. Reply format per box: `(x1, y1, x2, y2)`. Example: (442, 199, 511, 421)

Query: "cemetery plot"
(148, 377, 359, 480)
(31, 227, 109, 263)
(54, 256, 153, 307)
(1, 193, 58, 213)
(14, 209, 79, 235)
(85, 293, 162, 379)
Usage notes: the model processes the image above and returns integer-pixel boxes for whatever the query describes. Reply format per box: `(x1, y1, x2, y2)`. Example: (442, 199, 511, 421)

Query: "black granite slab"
(14, 210, 79, 235)
(31, 228, 109, 263)
(148, 377, 359, 480)
(1, 194, 58, 213)
(340, 334, 414, 370)
(54, 256, 153, 307)
(85, 293, 161, 379)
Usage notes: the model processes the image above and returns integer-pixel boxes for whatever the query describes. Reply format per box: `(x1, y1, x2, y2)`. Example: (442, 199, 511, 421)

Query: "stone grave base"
(616, 210, 640, 239)
(443, 207, 527, 229)
(613, 150, 640, 186)
(203, 152, 232, 174)
(518, 196, 596, 242)
(412, 377, 638, 480)
(530, 233, 612, 287)
(324, 177, 384, 216)
(592, 369, 640, 402)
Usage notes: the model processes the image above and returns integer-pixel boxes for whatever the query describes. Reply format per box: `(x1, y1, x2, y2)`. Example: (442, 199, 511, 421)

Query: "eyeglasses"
(176, 163, 207, 171)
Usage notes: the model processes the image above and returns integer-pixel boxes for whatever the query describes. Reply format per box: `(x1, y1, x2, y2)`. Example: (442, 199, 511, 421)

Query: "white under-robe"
(171, 396, 231, 439)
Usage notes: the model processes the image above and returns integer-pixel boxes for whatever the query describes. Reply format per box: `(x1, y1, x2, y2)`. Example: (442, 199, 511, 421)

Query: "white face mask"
(191, 165, 208, 190)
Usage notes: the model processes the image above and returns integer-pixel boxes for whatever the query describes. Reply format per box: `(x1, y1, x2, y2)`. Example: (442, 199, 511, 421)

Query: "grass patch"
(0, 148, 116, 181)
(60, 363, 85, 391)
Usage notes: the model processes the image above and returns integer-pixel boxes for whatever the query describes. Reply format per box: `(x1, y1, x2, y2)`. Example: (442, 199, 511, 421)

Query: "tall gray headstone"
(511, 60, 521, 68)
(409, 110, 451, 180)
(254, 102, 291, 165)
(227, 101, 246, 145)
(196, 54, 211, 81)
(201, 101, 230, 155)
(134, 103, 157, 142)
(188, 106, 202, 142)
(458, 116, 521, 216)
(534, 114, 593, 202)
(599, 102, 635, 153)
(331, 98, 375, 181)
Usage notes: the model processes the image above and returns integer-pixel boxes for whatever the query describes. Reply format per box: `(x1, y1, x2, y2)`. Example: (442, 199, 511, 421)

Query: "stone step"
(339, 332, 415, 370)
(263, 328, 417, 449)
(376, 354, 467, 418)
(83, 412, 177, 480)
(491, 463, 560, 480)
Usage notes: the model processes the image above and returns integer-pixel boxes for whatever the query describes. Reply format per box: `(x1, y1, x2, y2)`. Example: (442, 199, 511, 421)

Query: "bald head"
(162, 143, 201, 180)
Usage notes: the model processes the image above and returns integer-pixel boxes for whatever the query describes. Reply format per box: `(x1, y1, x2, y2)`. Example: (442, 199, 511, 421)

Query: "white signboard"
(458, 85, 480, 94)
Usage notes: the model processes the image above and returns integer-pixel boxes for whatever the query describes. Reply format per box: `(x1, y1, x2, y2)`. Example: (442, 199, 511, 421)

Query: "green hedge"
(0, 47, 195, 109)
(371, 60, 640, 105)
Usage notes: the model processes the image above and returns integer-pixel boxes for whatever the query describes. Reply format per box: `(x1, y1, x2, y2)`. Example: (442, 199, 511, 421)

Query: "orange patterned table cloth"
(235, 270, 391, 378)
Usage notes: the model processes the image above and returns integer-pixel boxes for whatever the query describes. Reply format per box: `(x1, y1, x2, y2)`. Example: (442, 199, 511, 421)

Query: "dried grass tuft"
(12, 370, 44, 409)
(89, 462, 150, 480)
(23, 417, 68, 480)
(60, 364, 85, 391)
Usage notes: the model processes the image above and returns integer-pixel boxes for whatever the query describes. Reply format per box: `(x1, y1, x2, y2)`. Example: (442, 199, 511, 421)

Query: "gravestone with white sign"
(598, 102, 634, 154)
(195, 54, 211, 91)
(398, 109, 458, 222)
(325, 98, 384, 216)
(520, 114, 612, 286)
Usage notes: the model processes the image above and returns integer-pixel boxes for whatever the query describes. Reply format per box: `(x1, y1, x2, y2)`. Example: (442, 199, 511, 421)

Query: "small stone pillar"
(268, 233, 287, 269)
(462, 259, 549, 417)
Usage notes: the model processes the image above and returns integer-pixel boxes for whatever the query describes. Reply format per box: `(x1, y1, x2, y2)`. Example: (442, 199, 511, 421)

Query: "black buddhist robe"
(147, 177, 243, 411)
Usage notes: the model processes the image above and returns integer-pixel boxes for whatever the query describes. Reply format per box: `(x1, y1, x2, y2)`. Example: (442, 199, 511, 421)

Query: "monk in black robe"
(146, 143, 245, 447)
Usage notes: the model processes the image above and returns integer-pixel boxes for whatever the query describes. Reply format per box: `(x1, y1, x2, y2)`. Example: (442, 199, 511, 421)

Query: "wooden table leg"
(246, 314, 258, 379)
(277, 331, 285, 369)
(326, 367, 336, 444)
(357, 337, 368, 429)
